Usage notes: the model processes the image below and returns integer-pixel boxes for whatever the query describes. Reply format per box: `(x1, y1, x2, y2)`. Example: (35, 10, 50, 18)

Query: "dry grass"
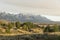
(47, 32, 60, 35)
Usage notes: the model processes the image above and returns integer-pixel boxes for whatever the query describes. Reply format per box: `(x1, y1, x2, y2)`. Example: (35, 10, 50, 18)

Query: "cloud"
(0, 0, 60, 16)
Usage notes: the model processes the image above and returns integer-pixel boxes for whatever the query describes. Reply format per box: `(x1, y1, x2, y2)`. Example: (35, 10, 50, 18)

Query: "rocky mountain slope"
(0, 12, 53, 23)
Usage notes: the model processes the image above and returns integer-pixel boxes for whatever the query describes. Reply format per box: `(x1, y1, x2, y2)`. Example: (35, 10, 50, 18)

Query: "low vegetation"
(0, 20, 60, 40)
(0, 20, 60, 34)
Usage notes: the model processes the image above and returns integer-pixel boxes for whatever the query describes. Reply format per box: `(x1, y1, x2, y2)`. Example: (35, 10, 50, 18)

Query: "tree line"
(44, 24, 60, 32)
(0, 21, 38, 33)
(0, 21, 60, 33)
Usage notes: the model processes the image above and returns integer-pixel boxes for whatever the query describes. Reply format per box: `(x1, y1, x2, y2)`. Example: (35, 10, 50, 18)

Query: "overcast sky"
(0, 0, 60, 21)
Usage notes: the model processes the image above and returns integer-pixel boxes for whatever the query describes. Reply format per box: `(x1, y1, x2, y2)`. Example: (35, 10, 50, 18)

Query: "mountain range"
(0, 12, 58, 24)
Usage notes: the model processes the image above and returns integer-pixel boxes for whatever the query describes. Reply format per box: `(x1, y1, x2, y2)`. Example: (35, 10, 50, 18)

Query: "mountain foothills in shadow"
(0, 12, 53, 23)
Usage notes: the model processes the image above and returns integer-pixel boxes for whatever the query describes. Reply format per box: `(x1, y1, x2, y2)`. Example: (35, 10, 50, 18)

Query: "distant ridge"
(0, 12, 58, 24)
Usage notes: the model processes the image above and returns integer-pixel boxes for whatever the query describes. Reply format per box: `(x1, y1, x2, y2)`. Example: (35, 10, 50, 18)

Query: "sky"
(0, 0, 60, 21)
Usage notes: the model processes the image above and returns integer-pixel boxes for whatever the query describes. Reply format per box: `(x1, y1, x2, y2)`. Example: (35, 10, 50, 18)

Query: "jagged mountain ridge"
(0, 12, 53, 23)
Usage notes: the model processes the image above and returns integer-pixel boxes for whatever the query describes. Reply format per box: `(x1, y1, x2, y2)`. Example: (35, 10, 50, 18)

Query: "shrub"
(44, 25, 54, 32)
(15, 21, 21, 29)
